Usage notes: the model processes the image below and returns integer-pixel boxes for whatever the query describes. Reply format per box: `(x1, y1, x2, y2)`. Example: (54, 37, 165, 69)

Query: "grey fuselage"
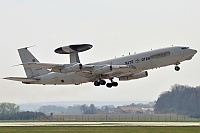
(34, 46, 197, 85)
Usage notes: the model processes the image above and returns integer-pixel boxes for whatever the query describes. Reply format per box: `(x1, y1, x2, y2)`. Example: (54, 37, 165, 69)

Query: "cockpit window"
(181, 47, 189, 50)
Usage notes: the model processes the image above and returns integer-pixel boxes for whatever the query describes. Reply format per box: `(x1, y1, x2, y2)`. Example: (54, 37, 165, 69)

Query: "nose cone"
(190, 49, 197, 55)
(185, 49, 197, 60)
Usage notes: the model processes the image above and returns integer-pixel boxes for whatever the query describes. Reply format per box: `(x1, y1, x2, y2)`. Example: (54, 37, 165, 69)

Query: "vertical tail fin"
(18, 48, 49, 78)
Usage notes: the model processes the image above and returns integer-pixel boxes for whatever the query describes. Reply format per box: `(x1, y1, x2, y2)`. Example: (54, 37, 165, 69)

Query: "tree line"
(1, 84, 199, 119)
(0, 102, 46, 120)
(38, 104, 101, 114)
(154, 84, 200, 118)
(38, 103, 153, 115)
(38, 105, 82, 114)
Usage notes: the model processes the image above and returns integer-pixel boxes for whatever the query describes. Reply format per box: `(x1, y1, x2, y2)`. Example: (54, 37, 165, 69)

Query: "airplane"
(3, 44, 197, 88)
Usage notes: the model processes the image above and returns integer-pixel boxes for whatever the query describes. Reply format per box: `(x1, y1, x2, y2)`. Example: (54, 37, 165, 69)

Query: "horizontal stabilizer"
(21, 62, 95, 73)
(3, 77, 40, 82)
(20, 62, 68, 70)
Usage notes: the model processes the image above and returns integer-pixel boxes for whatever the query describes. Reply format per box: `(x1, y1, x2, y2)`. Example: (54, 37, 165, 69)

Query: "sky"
(0, 0, 200, 104)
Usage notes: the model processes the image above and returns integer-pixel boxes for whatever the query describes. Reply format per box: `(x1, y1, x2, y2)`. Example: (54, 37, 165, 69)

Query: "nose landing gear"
(175, 66, 180, 71)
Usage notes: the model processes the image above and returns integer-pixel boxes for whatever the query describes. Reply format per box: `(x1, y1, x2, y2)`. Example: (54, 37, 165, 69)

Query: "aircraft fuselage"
(33, 46, 197, 85)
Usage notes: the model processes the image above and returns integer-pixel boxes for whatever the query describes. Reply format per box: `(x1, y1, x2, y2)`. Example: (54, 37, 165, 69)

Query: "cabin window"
(150, 51, 170, 59)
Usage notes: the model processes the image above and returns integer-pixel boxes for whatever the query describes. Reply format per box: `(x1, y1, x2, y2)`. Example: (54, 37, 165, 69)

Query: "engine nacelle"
(119, 71, 148, 81)
(93, 65, 112, 75)
(61, 63, 82, 73)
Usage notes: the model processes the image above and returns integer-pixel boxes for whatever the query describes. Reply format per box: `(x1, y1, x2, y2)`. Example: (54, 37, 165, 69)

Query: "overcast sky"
(1, 0, 200, 104)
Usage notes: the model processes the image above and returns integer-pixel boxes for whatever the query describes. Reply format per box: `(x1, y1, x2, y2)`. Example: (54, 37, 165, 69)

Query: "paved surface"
(0, 122, 199, 126)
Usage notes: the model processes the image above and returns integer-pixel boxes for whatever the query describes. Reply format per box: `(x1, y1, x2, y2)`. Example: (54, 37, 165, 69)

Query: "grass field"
(0, 126, 199, 133)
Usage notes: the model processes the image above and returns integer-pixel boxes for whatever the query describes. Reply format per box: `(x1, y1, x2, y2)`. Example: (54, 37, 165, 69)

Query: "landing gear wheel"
(94, 81, 100, 86)
(106, 83, 112, 88)
(99, 80, 106, 85)
(175, 66, 180, 71)
(112, 82, 118, 87)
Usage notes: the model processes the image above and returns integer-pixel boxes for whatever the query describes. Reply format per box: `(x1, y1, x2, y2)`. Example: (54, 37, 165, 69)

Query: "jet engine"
(61, 63, 82, 73)
(119, 71, 148, 81)
(93, 65, 112, 75)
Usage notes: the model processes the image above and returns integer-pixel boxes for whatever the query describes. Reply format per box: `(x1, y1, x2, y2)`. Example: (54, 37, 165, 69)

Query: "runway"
(0, 122, 199, 126)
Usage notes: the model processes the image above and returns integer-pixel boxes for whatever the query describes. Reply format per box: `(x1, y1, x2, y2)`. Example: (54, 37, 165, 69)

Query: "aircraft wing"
(20, 62, 137, 79)
(3, 77, 40, 82)
(76, 64, 137, 79)
(20, 62, 67, 70)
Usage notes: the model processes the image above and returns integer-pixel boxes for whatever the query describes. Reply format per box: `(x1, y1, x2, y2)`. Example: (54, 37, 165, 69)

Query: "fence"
(50, 114, 200, 122)
(0, 114, 199, 122)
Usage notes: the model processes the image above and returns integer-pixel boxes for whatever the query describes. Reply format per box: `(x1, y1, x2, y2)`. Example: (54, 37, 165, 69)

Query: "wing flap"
(3, 77, 40, 82)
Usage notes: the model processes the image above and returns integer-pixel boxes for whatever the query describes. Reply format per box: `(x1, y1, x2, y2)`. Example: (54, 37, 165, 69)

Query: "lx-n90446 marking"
(3, 44, 197, 88)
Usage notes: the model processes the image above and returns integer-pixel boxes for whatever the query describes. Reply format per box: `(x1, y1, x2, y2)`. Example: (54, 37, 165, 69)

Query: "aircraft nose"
(190, 49, 197, 55)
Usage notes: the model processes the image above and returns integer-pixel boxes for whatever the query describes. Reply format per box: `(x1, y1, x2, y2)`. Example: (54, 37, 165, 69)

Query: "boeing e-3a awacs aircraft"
(4, 44, 197, 88)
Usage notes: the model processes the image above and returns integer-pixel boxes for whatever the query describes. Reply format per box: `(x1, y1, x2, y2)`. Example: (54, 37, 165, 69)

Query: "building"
(142, 108, 154, 114)
(116, 106, 143, 114)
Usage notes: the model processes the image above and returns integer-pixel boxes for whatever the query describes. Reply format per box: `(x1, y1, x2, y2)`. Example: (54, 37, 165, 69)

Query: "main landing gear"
(106, 78, 118, 88)
(94, 80, 106, 86)
(106, 82, 118, 88)
(94, 79, 118, 88)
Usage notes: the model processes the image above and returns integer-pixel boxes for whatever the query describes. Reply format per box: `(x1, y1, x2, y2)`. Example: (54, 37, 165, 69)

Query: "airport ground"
(0, 114, 199, 133)
(0, 126, 199, 133)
